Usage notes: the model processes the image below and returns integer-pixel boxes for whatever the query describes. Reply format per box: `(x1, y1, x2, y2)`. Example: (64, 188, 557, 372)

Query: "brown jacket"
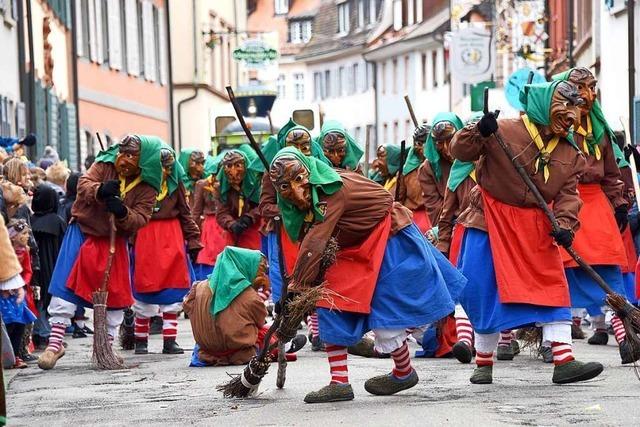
(398, 169, 425, 211)
(574, 131, 626, 209)
(72, 162, 157, 237)
(292, 171, 412, 287)
(258, 173, 280, 234)
(450, 118, 586, 231)
(151, 182, 202, 250)
(436, 176, 476, 253)
(215, 188, 261, 232)
(418, 159, 452, 224)
(192, 177, 218, 229)
(183, 280, 267, 366)
(0, 215, 22, 282)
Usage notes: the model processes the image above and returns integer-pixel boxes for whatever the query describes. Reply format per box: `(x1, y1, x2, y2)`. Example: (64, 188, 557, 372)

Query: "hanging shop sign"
(233, 39, 278, 69)
(450, 27, 495, 84)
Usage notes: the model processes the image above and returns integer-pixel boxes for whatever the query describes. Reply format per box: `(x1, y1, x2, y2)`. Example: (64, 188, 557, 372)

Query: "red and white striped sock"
(309, 312, 319, 339)
(134, 316, 150, 342)
(611, 315, 627, 344)
(551, 342, 575, 366)
(572, 316, 582, 328)
(326, 344, 349, 384)
(162, 312, 178, 341)
(476, 351, 493, 367)
(46, 323, 66, 353)
(498, 330, 512, 347)
(456, 316, 473, 347)
(391, 341, 413, 378)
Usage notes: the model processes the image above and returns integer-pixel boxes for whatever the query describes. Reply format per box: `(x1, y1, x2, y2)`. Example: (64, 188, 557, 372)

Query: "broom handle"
(395, 140, 407, 201)
(99, 214, 117, 293)
(226, 86, 270, 171)
(483, 88, 617, 296)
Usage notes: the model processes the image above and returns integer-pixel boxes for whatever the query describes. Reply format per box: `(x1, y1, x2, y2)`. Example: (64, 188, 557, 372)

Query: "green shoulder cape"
(209, 247, 263, 315)
(423, 112, 463, 181)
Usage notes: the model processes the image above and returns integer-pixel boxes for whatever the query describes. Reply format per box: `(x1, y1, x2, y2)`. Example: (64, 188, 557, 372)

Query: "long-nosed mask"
(322, 131, 347, 167)
(567, 67, 597, 115)
(188, 150, 205, 180)
(431, 121, 457, 162)
(223, 152, 246, 190)
(270, 156, 311, 211)
(115, 135, 142, 178)
(550, 81, 584, 138)
(285, 129, 312, 155)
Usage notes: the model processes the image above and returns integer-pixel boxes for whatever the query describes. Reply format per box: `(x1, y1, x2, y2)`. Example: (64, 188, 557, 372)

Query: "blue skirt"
(458, 228, 570, 334)
(566, 265, 625, 316)
(266, 231, 289, 304)
(317, 224, 463, 346)
(132, 248, 196, 305)
(48, 223, 92, 308)
(192, 264, 214, 282)
(0, 295, 37, 325)
(624, 272, 638, 305)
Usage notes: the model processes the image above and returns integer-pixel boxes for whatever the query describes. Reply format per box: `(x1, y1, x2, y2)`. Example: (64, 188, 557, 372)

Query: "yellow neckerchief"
(575, 116, 600, 160)
(156, 179, 168, 202)
(238, 195, 244, 217)
(383, 175, 398, 191)
(469, 170, 477, 183)
(119, 175, 143, 199)
(521, 114, 560, 183)
(304, 210, 314, 223)
(203, 175, 215, 193)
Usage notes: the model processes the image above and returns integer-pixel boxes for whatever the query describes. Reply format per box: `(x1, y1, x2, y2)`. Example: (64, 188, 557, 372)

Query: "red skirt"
(412, 209, 432, 234)
(225, 221, 262, 250)
(621, 227, 637, 274)
(435, 315, 458, 358)
(196, 215, 228, 265)
(448, 223, 465, 266)
(317, 214, 392, 313)
(134, 218, 190, 294)
(66, 235, 133, 308)
(561, 184, 627, 268)
(482, 190, 570, 307)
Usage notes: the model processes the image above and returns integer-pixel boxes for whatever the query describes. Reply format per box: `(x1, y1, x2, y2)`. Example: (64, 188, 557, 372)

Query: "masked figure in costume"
(132, 146, 201, 355)
(215, 149, 262, 250)
(258, 120, 330, 350)
(550, 68, 638, 364)
(451, 80, 605, 385)
(40, 135, 162, 370)
(178, 148, 206, 207)
(416, 113, 464, 226)
(269, 147, 466, 403)
(318, 120, 363, 172)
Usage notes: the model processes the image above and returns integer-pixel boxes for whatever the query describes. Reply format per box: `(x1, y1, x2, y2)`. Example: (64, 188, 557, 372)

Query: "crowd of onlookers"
(0, 135, 88, 369)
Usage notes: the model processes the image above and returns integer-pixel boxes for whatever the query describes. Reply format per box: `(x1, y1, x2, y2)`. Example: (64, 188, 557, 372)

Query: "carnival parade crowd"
(3, 67, 640, 405)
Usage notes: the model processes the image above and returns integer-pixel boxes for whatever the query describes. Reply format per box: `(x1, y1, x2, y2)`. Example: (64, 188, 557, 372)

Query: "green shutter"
(34, 80, 47, 157)
(46, 88, 59, 151)
(64, 104, 78, 169)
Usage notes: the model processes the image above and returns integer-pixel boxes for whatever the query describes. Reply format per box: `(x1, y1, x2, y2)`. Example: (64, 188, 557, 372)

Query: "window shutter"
(34, 81, 47, 157)
(47, 89, 59, 151)
(60, 103, 78, 168)
(88, 0, 97, 62)
(158, 6, 167, 85)
(125, 0, 139, 75)
(142, 1, 156, 81)
(16, 102, 26, 139)
(107, 0, 122, 69)
(75, 0, 84, 57)
(94, 0, 104, 63)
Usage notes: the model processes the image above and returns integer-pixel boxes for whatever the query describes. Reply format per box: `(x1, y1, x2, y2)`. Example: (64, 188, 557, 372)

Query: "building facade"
(170, 0, 248, 154)
(0, 1, 25, 141)
(74, 0, 172, 167)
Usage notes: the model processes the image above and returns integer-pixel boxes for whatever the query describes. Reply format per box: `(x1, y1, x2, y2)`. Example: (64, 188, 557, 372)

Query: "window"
(274, 0, 288, 15)
(407, 0, 414, 26)
(324, 70, 332, 99)
(366, 62, 374, 90)
(81, 0, 91, 59)
(393, 121, 399, 144)
(137, 0, 144, 76)
(357, 0, 365, 28)
(405, 119, 411, 142)
(338, 2, 350, 34)
(277, 74, 286, 99)
(393, 0, 402, 31)
(368, 0, 377, 24)
(392, 58, 397, 94)
(354, 126, 361, 141)
(301, 20, 312, 43)
(338, 66, 345, 96)
(403, 56, 409, 91)
(381, 62, 386, 95)
(101, 0, 110, 65)
(432, 50, 438, 88)
(415, 0, 423, 23)
(294, 73, 304, 101)
(383, 123, 388, 143)
(574, 0, 592, 47)
(153, 6, 161, 82)
(351, 63, 359, 94)
(313, 72, 322, 100)
(421, 53, 427, 90)
(120, 0, 127, 73)
(289, 21, 302, 43)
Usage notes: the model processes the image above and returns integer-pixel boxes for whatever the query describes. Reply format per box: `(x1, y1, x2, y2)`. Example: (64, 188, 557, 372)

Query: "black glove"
(550, 228, 574, 249)
(189, 247, 202, 263)
(230, 220, 248, 235)
(615, 205, 629, 231)
(413, 124, 431, 143)
(97, 180, 120, 200)
(238, 214, 254, 228)
(274, 291, 295, 316)
(477, 110, 500, 137)
(624, 144, 640, 167)
(105, 196, 127, 219)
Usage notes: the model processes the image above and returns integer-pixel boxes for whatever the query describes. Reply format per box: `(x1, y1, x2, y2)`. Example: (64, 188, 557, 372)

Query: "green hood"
(369, 144, 401, 183)
(520, 80, 578, 147)
(425, 113, 463, 181)
(272, 147, 343, 242)
(216, 149, 262, 205)
(178, 148, 205, 192)
(316, 120, 364, 170)
(256, 119, 330, 171)
(95, 135, 164, 192)
(552, 69, 628, 167)
(160, 143, 184, 196)
(204, 152, 226, 178)
(446, 114, 479, 192)
(209, 247, 263, 316)
(402, 146, 424, 175)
